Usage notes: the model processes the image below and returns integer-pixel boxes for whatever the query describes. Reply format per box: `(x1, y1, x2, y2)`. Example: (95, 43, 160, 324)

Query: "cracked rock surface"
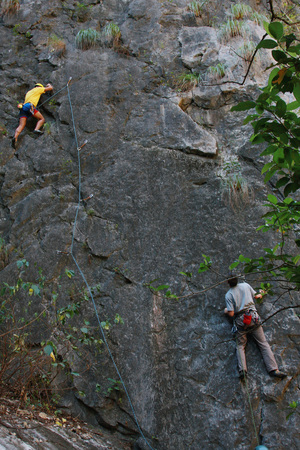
(0, 1, 299, 449)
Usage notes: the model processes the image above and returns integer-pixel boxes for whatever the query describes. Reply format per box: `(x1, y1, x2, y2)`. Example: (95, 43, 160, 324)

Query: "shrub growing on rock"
(48, 34, 66, 57)
(75, 28, 100, 50)
(1, 0, 20, 16)
(219, 18, 247, 39)
(175, 73, 200, 91)
(102, 22, 121, 48)
(187, 0, 207, 17)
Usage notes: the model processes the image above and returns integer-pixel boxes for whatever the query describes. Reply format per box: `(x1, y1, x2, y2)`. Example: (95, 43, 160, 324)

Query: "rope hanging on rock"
(64, 80, 155, 450)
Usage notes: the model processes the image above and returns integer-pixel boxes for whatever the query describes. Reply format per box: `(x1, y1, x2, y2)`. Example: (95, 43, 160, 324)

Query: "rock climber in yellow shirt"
(12, 83, 53, 149)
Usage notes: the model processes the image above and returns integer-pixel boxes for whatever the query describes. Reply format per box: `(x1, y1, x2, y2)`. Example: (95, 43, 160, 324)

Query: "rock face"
(0, 1, 299, 450)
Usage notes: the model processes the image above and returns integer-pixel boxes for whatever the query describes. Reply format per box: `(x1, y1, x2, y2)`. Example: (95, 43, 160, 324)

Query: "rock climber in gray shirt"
(224, 274, 287, 380)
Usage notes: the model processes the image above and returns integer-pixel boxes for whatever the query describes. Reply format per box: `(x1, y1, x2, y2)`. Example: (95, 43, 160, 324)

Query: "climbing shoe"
(11, 137, 16, 149)
(239, 370, 248, 381)
(33, 130, 44, 135)
(269, 369, 287, 379)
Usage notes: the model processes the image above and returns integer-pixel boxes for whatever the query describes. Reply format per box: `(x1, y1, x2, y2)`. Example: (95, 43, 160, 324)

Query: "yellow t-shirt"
(24, 86, 45, 107)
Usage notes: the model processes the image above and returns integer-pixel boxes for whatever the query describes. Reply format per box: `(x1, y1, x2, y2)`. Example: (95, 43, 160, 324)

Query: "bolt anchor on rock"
(78, 140, 88, 151)
(81, 194, 93, 202)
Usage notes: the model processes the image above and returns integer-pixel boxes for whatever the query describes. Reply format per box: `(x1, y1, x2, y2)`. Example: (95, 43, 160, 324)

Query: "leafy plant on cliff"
(175, 72, 200, 91)
(147, 21, 300, 306)
(0, 257, 122, 409)
(230, 21, 300, 290)
(102, 22, 121, 48)
(237, 41, 257, 62)
(73, 2, 91, 22)
(230, 2, 252, 20)
(207, 63, 227, 80)
(218, 18, 248, 40)
(187, 0, 207, 17)
(75, 28, 100, 50)
(48, 34, 66, 57)
(218, 158, 253, 211)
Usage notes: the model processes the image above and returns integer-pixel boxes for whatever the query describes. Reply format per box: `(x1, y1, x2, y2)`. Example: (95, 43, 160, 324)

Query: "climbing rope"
(37, 78, 73, 110)
(65, 81, 155, 450)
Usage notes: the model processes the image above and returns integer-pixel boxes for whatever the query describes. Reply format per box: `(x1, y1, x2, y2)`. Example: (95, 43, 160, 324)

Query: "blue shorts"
(19, 107, 37, 119)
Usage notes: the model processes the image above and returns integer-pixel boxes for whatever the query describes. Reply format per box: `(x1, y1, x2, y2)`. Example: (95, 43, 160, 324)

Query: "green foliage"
(12, 23, 20, 35)
(250, 10, 268, 27)
(198, 254, 212, 273)
(0, 122, 7, 136)
(74, 2, 91, 22)
(207, 63, 226, 80)
(102, 22, 121, 48)
(43, 122, 51, 135)
(175, 73, 200, 91)
(75, 28, 100, 50)
(103, 22, 121, 39)
(145, 279, 178, 300)
(65, 268, 75, 279)
(48, 34, 66, 57)
(286, 401, 299, 420)
(114, 313, 124, 325)
(230, 2, 252, 20)
(237, 41, 257, 62)
(188, 0, 207, 17)
(0, 257, 123, 410)
(218, 158, 253, 211)
(104, 378, 123, 400)
(230, 23, 300, 290)
(219, 18, 247, 40)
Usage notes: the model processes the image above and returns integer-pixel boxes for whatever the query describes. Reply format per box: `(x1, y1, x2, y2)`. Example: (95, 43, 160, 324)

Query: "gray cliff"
(0, 1, 299, 449)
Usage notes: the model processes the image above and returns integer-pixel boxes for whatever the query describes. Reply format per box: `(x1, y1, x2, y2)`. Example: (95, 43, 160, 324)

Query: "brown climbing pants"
(235, 315, 278, 374)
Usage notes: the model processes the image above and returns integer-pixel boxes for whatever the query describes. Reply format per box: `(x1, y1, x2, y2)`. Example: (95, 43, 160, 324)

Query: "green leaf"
(272, 50, 288, 63)
(155, 284, 169, 291)
(284, 183, 297, 196)
(261, 161, 275, 174)
(250, 134, 265, 144)
(267, 194, 278, 205)
(229, 261, 239, 270)
(289, 401, 298, 409)
(231, 101, 256, 112)
(179, 271, 192, 277)
(275, 99, 287, 117)
(30, 284, 41, 296)
(80, 327, 88, 334)
(257, 39, 278, 50)
(65, 269, 75, 279)
(276, 177, 290, 189)
(260, 145, 278, 157)
(293, 83, 300, 103)
(273, 147, 285, 164)
(269, 22, 284, 40)
(292, 255, 300, 264)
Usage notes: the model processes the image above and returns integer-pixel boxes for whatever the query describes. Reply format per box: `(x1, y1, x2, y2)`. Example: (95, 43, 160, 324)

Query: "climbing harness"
(53, 79, 156, 450)
(19, 102, 34, 113)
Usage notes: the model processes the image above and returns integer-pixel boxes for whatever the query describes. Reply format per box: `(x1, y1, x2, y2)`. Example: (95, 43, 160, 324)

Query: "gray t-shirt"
(225, 282, 257, 314)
